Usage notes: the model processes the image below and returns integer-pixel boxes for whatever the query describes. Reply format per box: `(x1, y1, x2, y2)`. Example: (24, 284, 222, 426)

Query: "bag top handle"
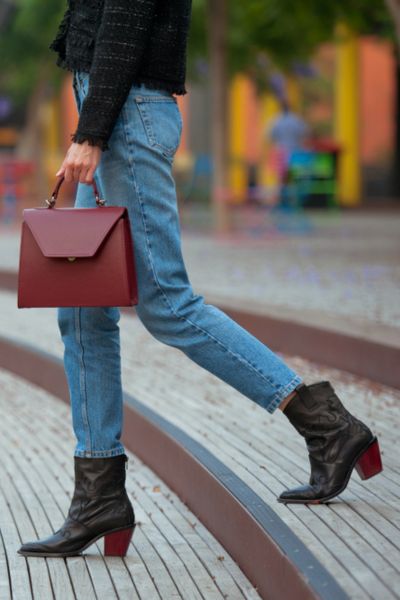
(45, 175, 105, 208)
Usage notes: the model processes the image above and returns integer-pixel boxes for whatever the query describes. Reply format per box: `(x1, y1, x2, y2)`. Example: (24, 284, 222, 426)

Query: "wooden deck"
(0, 289, 400, 599)
(0, 367, 260, 599)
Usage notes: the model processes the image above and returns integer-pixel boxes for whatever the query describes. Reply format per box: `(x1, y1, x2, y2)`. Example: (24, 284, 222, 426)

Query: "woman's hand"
(56, 141, 102, 184)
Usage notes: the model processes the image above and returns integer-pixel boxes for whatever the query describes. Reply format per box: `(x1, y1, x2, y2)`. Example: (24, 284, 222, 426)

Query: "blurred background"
(0, 0, 400, 230)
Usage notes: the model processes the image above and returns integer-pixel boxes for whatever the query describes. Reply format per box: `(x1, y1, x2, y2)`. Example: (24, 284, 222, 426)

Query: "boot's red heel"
(355, 438, 383, 480)
(104, 525, 135, 557)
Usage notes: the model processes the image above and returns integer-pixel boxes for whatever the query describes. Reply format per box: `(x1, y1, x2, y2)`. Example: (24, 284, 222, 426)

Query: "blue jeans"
(58, 70, 303, 458)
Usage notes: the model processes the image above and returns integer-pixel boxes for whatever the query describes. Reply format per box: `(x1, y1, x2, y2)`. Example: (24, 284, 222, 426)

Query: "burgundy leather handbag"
(18, 176, 138, 308)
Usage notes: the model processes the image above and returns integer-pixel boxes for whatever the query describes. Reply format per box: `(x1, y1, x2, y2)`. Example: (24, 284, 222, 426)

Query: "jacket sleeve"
(48, 4, 71, 62)
(70, 0, 158, 151)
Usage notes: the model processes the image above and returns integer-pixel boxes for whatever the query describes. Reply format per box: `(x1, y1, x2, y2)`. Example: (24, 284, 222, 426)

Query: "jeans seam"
(266, 375, 303, 414)
(74, 448, 125, 458)
(121, 107, 283, 395)
(75, 307, 92, 453)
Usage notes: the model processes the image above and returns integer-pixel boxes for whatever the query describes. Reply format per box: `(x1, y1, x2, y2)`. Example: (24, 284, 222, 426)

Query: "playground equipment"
(281, 148, 340, 211)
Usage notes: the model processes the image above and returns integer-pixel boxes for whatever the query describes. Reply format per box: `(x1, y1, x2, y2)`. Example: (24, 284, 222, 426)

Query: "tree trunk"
(385, 0, 400, 48)
(207, 0, 230, 233)
(390, 49, 400, 199)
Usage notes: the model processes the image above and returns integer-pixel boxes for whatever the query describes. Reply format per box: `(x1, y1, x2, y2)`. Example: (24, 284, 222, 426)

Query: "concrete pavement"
(2, 209, 399, 347)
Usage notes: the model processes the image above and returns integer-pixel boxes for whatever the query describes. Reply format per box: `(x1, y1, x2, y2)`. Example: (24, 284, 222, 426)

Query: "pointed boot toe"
(18, 529, 64, 556)
(278, 484, 322, 504)
(18, 541, 48, 556)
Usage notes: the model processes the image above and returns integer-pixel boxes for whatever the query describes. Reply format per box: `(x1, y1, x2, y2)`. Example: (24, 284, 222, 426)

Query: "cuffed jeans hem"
(74, 447, 126, 458)
(265, 375, 304, 414)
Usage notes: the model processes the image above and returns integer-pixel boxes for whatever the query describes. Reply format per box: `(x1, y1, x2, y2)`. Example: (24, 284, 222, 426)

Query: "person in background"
(269, 101, 310, 157)
(267, 101, 310, 205)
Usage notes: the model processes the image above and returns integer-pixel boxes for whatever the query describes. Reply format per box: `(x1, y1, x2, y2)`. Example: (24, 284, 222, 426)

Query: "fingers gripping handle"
(45, 175, 105, 208)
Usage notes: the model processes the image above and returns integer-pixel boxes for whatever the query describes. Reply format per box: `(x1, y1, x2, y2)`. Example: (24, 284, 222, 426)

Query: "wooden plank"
(101, 558, 141, 600)
(0, 416, 77, 600)
(128, 469, 224, 600)
(5, 470, 73, 600)
(136, 469, 260, 600)
(0, 489, 33, 600)
(0, 528, 12, 600)
(0, 462, 55, 599)
(0, 401, 92, 599)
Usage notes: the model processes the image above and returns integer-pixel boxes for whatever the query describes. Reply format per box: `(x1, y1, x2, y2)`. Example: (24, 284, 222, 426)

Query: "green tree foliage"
(188, 0, 393, 82)
(0, 0, 66, 111)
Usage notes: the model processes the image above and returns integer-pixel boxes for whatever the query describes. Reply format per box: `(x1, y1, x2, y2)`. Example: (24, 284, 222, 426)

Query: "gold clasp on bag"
(67, 257, 76, 262)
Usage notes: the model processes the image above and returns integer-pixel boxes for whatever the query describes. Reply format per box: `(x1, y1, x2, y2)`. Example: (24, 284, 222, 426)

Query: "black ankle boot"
(18, 453, 136, 557)
(278, 381, 383, 504)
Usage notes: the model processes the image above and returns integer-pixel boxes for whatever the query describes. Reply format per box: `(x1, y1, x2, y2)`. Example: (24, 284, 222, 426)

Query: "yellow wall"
(228, 74, 248, 203)
(259, 92, 281, 193)
(334, 25, 361, 205)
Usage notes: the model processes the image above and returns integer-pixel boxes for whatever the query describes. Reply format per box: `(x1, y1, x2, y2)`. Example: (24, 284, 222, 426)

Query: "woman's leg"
(93, 78, 303, 413)
(57, 304, 125, 457)
(56, 72, 126, 458)
(59, 71, 303, 459)
(20, 70, 135, 557)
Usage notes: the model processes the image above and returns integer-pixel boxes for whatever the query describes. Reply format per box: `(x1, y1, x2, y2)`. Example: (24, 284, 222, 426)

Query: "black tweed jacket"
(50, 0, 193, 151)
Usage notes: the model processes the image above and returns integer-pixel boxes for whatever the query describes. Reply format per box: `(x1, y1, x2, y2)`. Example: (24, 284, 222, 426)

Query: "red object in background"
(360, 38, 395, 164)
(0, 158, 35, 200)
(0, 182, 26, 197)
(0, 159, 35, 177)
(308, 137, 341, 154)
(268, 147, 290, 179)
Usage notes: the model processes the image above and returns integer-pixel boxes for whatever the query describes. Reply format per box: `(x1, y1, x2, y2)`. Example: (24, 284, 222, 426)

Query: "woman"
(18, 0, 382, 558)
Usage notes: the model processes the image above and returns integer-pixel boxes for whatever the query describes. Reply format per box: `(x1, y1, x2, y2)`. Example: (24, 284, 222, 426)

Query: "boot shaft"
(285, 381, 362, 432)
(284, 381, 372, 460)
(73, 453, 129, 498)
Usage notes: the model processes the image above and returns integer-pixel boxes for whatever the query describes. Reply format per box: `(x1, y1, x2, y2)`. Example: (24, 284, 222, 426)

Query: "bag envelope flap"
(23, 207, 127, 257)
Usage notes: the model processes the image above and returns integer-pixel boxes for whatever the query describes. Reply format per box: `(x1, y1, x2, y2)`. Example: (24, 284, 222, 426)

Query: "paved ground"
(0, 289, 399, 599)
(179, 208, 400, 346)
(2, 209, 399, 346)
